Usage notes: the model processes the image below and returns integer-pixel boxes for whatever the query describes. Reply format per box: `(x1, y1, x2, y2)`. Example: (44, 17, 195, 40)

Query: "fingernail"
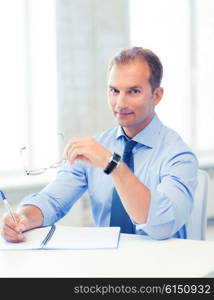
(15, 227, 20, 232)
(19, 225, 25, 232)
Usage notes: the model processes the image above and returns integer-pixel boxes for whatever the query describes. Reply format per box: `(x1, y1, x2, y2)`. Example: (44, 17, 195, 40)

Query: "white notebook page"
(0, 225, 120, 250)
(46, 225, 120, 249)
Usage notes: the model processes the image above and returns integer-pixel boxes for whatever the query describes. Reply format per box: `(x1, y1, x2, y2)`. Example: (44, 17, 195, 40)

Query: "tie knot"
(123, 140, 137, 155)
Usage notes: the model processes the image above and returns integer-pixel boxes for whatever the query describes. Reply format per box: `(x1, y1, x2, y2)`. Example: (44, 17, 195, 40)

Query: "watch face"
(113, 152, 121, 163)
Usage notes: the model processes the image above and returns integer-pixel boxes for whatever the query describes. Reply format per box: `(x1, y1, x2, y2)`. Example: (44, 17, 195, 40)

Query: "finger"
(63, 140, 77, 160)
(66, 144, 86, 163)
(13, 215, 28, 234)
(64, 141, 74, 161)
(4, 232, 26, 243)
(75, 155, 91, 164)
(70, 154, 91, 165)
(68, 150, 82, 163)
(3, 213, 26, 233)
(63, 142, 71, 160)
(63, 138, 88, 160)
(2, 224, 19, 238)
(18, 221, 27, 233)
(2, 214, 18, 230)
(1, 224, 26, 243)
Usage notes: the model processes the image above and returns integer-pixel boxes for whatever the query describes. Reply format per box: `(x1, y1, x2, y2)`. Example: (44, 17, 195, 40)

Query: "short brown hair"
(109, 46, 163, 92)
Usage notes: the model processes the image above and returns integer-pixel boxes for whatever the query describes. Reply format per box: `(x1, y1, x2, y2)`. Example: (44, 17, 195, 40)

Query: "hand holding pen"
(0, 190, 27, 243)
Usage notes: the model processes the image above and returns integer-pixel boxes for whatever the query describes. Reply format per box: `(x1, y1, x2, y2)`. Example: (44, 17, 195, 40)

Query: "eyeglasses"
(20, 146, 64, 175)
(20, 133, 65, 176)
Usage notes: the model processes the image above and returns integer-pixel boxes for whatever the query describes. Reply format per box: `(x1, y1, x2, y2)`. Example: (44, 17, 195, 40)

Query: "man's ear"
(152, 87, 164, 106)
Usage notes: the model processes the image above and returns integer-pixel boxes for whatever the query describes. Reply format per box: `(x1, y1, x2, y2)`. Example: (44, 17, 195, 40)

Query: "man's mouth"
(115, 111, 133, 117)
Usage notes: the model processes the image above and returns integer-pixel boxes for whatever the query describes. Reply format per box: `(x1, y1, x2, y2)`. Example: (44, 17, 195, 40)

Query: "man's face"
(108, 59, 163, 138)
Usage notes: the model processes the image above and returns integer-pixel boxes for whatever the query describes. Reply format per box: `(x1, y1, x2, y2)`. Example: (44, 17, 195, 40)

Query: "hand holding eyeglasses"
(63, 136, 111, 169)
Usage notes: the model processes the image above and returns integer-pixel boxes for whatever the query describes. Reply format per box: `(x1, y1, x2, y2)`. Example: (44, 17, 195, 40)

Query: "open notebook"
(0, 225, 121, 250)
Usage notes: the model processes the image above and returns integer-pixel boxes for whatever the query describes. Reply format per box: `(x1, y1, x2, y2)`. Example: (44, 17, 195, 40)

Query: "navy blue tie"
(110, 139, 137, 234)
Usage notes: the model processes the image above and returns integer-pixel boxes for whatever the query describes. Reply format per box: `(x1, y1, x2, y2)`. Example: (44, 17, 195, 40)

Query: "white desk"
(1, 234, 214, 278)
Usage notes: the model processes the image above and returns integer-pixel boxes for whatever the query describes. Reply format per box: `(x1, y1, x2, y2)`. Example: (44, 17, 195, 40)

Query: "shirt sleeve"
(20, 160, 87, 226)
(135, 151, 198, 239)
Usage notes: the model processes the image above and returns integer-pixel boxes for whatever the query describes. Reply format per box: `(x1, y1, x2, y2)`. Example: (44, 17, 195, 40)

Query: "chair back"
(186, 169, 209, 240)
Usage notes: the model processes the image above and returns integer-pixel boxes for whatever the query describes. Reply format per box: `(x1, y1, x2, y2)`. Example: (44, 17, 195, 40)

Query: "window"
(0, 0, 27, 172)
(0, 0, 58, 174)
(130, 0, 214, 166)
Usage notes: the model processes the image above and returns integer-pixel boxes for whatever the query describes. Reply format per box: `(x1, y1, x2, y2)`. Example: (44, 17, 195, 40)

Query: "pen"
(0, 190, 17, 223)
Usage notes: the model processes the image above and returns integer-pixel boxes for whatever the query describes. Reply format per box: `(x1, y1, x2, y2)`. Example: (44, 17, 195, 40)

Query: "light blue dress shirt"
(21, 114, 198, 239)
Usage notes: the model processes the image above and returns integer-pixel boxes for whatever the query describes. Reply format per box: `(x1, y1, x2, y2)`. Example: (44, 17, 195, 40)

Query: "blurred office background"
(0, 0, 214, 239)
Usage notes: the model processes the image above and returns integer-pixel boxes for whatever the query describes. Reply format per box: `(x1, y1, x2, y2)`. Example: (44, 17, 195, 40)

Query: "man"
(1, 47, 198, 242)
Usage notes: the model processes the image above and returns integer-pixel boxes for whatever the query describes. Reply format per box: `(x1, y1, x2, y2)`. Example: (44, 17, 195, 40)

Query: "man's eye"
(110, 88, 119, 94)
(129, 89, 141, 94)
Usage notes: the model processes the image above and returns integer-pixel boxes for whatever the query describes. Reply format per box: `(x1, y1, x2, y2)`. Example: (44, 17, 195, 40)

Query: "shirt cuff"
(20, 193, 58, 226)
(132, 189, 175, 239)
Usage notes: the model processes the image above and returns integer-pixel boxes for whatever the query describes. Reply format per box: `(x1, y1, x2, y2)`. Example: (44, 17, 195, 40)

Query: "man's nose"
(116, 92, 128, 109)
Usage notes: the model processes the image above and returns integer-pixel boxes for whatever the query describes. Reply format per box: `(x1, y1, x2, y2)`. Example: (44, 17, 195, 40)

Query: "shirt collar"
(115, 114, 162, 148)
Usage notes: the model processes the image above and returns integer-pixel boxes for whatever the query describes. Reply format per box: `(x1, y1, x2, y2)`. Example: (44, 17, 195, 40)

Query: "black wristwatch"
(103, 152, 121, 175)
